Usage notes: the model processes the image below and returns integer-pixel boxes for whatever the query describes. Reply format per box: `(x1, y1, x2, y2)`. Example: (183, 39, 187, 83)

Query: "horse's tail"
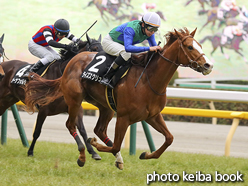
(24, 73, 63, 112)
(199, 35, 213, 44)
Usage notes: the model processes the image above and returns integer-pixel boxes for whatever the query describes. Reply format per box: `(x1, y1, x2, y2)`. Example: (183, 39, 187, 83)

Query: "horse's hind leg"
(140, 113, 173, 160)
(76, 107, 101, 160)
(27, 110, 47, 156)
(66, 102, 86, 167)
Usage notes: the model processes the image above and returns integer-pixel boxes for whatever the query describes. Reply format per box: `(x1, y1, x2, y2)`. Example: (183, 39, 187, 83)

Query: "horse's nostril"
(204, 63, 210, 69)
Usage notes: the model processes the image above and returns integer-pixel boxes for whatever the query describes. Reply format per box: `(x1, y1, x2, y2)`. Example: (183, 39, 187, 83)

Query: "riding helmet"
(54, 19, 70, 35)
(142, 12, 161, 28)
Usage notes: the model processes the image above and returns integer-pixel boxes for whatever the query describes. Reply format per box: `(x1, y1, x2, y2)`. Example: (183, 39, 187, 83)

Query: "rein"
(157, 35, 204, 71)
(146, 35, 204, 96)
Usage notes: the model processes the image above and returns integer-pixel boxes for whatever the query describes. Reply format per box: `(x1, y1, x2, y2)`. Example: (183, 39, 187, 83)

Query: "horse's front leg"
(88, 115, 129, 170)
(140, 113, 173, 160)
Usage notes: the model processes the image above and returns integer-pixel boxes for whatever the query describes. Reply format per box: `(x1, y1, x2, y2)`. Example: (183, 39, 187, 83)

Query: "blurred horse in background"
(185, 0, 210, 11)
(200, 25, 248, 62)
(199, 7, 240, 32)
(84, 0, 132, 26)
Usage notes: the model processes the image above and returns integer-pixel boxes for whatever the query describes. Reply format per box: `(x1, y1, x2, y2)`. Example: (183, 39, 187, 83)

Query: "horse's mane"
(132, 27, 191, 66)
(163, 27, 190, 49)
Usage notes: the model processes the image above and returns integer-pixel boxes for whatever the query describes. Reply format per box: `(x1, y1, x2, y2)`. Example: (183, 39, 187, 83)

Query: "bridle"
(158, 35, 205, 72)
(86, 41, 102, 52)
(147, 35, 205, 96)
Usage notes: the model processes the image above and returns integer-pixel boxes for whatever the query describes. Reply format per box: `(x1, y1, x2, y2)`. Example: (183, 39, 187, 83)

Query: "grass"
(0, 138, 247, 186)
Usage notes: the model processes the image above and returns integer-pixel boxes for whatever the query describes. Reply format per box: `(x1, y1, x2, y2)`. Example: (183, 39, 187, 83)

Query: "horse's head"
(85, 33, 103, 52)
(174, 28, 213, 75)
(59, 34, 103, 61)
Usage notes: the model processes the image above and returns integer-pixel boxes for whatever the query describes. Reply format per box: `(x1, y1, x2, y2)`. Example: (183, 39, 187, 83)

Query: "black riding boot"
(100, 55, 126, 88)
(23, 60, 44, 77)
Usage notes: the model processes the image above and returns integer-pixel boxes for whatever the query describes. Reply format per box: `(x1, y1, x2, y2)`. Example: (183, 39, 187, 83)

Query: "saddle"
(11, 61, 55, 86)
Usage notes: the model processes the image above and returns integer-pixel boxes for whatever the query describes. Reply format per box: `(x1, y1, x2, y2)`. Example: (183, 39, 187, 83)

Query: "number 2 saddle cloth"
(81, 51, 132, 112)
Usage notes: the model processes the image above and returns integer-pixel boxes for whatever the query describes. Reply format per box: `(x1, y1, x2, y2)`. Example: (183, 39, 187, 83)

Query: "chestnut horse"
(24, 28, 213, 169)
(0, 34, 5, 80)
(0, 34, 103, 159)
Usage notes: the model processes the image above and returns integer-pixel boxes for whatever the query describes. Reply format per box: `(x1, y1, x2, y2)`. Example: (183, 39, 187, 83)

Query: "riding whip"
(66, 20, 97, 54)
(75, 20, 98, 45)
(135, 41, 161, 88)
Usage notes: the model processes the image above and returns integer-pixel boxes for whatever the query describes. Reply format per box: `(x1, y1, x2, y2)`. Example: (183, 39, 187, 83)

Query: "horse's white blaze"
(0, 56, 3, 63)
(193, 40, 213, 67)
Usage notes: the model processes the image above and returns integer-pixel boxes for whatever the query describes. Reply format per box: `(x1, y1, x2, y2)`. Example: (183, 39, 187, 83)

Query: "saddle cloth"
(81, 51, 132, 112)
(81, 51, 131, 85)
(11, 61, 55, 86)
(81, 51, 116, 82)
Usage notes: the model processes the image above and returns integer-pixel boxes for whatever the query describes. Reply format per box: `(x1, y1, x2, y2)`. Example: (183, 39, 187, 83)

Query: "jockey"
(221, 22, 243, 45)
(239, 6, 248, 22)
(141, 3, 156, 13)
(218, 0, 238, 19)
(24, 19, 78, 77)
(100, 12, 162, 88)
(220, 0, 237, 11)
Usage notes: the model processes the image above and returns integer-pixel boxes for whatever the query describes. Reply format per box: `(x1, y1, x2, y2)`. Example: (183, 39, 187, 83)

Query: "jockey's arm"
(43, 30, 72, 49)
(47, 40, 68, 49)
(123, 27, 150, 53)
(66, 32, 78, 42)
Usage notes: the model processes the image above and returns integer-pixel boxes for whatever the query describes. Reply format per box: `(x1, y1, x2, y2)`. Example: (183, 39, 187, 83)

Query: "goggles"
(58, 32, 68, 36)
(145, 25, 158, 32)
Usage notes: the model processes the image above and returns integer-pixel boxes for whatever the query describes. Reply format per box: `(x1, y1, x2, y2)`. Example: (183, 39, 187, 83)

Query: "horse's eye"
(188, 46, 193, 50)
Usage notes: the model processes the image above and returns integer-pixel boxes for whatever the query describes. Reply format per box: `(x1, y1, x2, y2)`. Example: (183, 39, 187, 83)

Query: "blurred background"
(1, 0, 248, 79)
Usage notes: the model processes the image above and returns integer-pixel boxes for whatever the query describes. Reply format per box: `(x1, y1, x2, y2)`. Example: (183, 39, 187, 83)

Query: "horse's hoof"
(87, 138, 92, 144)
(115, 162, 124, 170)
(27, 151, 33, 157)
(77, 158, 85, 167)
(92, 153, 101, 160)
(139, 152, 147, 159)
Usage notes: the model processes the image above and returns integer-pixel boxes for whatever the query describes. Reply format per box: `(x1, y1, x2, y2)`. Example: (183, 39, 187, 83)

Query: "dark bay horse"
(0, 34, 5, 80)
(0, 34, 103, 159)
(24, 28, 213, 169)
(200, 32, 248, 62)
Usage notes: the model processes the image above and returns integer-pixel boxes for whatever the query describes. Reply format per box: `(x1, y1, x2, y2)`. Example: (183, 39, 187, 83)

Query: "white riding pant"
(102, 34, 131, 61)
(28, 39, 61, 65)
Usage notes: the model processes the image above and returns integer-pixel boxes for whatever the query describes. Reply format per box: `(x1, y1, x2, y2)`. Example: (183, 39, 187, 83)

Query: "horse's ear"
(190, 28, 197, 37)
(0, 34, 4, 43)
(174, 29, 183, 40)
(98, 34, 102, 42)
(86, 33, 92, 44)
